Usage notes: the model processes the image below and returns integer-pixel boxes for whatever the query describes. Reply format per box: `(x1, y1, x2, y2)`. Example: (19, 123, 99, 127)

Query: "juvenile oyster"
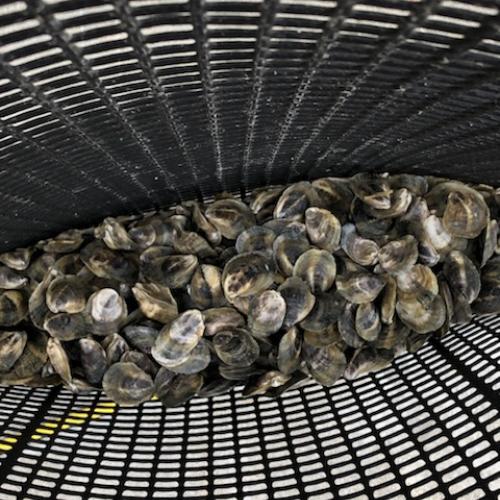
(300, 291, 345, 333)
(355, 302, 381, 342)
(188, 264, 225, 309)
(302, 343, 346, 387)
(247, 290, 286, 337)
(273, 232, 310, 277)
(87, 288, 127, 335)
(213, 328, 260, 367)
(396, 291, 446, 334)
(235, 226, 276, 259)
(0, 290, 28, 326)
(205, 199, 256, 239)
(0, 247, 33, 271)
(427, 182, 489, 238)
(242, 371, 291, 397)
(0, 331, 27, 372)
(273, 182, 319, 220)
(79, 338, 107, 386)
(95, 217, 136, 251)
(102, 362, 153, 406)
(305, 208, 341, 252)
(277, 327, 302, 375)
(293, 249, 336, 294)
(443, 251, 481, 304)
(350, 172, 392, 210)
(157, 372, 203, 408)
(132, 282, 178, 324)
(46, 276, 87, 314)
(344, 347, 394, 380)
(202, 307, 245, 337)
(141, 253, 198, 289)
(336, 272, 385, 304)
(151, 310, 204, 368)
(378, 235, 418, 274)
(278, 277, 316, 328)
(222, 253, 273, 301)
(341, 224, 379, 267)
(338, 302, 364, 348)
(0, 266, 28, 290)
(311, 177, 353, 222)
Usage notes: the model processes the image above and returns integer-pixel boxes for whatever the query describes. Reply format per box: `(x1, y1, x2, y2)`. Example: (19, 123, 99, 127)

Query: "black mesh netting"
(0, 0, 499, 499)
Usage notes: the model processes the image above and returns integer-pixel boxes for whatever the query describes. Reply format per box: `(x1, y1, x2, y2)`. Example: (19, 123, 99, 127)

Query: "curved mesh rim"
(0, 0, 500, 249)
(1, 316, 499, 500)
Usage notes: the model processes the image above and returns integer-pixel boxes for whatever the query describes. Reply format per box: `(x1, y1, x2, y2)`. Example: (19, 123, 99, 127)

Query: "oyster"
(188, 264, 225, 309)
(205, 199, 255, 239)
(443, 251, 481, 304)
(132, 282, 178, 324)
(304, 207, 341, 252)
(378, 235, 418, 274)
(302, 343, 346, 387)
(151, 309, 204, 368)
(141, 253, 198, 288)
(222, 253, 273, 301)
(0, 290, 28, 326)
(79, 338, 108, 386)
(344, 347, 394, 380)
(157, 372, 203, 408)
(277, 326, 302, 375)
(235, 226, 276, 259)
(0, 247, 33, 271)
(350, 172, 392, 209)
(293, 249, 336, 294)
(0, 331, 27, 372)
(273, 182, 319, 220)
(355, 302, 381, 342)
(213, 328, 260, 367)
(0, 266, 28, 290)
(46, 276, 87, 314)
(300, 291, 345, 333)
(247, 290, 286, 337)
(95, 217, 136, 251)
(102, 362, 154, 406)
(336, 272, 385, 304)
(396, 291, 446, 334)
(278, 277, 316, 328)
(87, 288, 127, 335)
(341, 223, 379, 266)
(202, 307, 245, 336)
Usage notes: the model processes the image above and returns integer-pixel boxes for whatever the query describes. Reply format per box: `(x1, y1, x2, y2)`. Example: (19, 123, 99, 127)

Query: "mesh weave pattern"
(0, 317, 499, 500)
(0, 1, 500, 498)
(0, 0, 500, 248)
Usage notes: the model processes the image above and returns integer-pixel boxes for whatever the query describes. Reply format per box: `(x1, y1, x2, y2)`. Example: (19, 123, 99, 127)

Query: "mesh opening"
(0, 0, 499, 498)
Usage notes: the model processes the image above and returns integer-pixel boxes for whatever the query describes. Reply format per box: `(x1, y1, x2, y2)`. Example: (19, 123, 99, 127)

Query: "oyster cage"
(0, 0, 500, 498)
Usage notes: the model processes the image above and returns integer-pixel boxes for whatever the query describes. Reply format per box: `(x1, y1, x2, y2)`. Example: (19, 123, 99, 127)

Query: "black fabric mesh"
(0, 1, 499, 498)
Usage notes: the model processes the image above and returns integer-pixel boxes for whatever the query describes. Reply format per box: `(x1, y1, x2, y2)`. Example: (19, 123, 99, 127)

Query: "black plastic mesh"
(0, 318, 499, 499)
(0, 0, 500, 498)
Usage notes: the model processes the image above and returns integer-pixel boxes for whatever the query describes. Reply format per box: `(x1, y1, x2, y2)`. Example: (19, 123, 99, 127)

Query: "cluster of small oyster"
(0, 173, 499, 408)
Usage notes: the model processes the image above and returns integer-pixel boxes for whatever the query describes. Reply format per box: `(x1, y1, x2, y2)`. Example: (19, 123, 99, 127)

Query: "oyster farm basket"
(0, 0, 499, 499)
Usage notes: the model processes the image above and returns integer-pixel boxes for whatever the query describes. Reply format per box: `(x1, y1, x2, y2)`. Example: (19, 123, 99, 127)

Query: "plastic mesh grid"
(0, 0, 500, 498)
(0, 0, 500, 248)
(0, 318, 499, 500)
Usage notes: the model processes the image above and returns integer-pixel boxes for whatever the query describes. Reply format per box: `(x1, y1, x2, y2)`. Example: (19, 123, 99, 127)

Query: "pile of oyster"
(0, 173, 499, 408)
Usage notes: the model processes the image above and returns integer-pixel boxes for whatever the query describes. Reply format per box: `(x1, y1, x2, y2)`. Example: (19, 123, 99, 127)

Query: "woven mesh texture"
(0, 0, 500, 248)
(0, 0, 500, 498)
(0, 318, 498, 500)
